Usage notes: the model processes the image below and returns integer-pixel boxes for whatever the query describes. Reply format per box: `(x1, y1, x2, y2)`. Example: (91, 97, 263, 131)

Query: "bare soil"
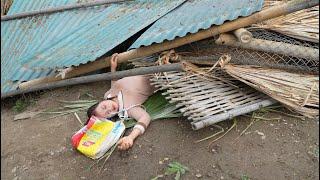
(1, 82, 319, 180)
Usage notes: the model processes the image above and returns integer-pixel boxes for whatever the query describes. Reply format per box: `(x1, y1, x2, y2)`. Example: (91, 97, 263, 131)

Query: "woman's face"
(94, 100, 119, 118)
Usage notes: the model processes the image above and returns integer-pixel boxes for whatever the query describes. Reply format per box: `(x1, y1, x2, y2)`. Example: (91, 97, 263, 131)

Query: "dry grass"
(1, 0, 13, 16)
(251, 0, 319, 43)
(219, 55, 319, 118)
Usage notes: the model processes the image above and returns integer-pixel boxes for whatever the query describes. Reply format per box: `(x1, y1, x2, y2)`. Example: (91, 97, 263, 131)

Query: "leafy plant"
(241, 174, 250, 180)
(13, 98, 34, 113)
(124, 91, 182, 128)
(152, 161, 189, 180)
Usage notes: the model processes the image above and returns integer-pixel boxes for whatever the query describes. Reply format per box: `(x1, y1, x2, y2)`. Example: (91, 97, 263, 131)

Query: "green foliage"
(151, 161, 189, 180)
(124, 91, 182, 128)
(13, 98, 34, 113)
(241, 174, 250, 180)
(145, 91, 182, 120)
(166, 161, 189, 180)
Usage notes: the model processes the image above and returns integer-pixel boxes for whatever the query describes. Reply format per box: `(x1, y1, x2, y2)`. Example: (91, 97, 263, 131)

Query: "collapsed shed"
(1, 0, 319, 129)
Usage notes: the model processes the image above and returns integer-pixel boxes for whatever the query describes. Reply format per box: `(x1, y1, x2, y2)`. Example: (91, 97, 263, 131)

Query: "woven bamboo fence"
(149, 65, 276, 130)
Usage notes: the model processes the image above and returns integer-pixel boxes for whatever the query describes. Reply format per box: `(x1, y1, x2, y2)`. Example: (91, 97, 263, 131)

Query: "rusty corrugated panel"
(130, 0, 264, 49)
(1, 0, 186, 93)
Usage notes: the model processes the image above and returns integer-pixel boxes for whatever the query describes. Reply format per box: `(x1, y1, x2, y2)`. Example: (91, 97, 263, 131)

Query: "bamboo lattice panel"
(150, 69, 275, 129)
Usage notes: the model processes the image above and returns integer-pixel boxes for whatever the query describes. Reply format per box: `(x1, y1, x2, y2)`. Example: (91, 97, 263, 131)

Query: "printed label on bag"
(77, 120, 114, 158)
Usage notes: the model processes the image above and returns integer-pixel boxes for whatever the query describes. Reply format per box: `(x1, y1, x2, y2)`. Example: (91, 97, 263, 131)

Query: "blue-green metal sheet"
(130, 0, 264, 49)
(1, 0, 186, 93)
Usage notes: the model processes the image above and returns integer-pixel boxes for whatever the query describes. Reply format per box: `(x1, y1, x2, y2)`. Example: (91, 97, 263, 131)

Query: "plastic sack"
(71, 116, 125, 159)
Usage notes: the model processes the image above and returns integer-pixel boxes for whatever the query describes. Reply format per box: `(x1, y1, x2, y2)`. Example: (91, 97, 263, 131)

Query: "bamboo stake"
(18, 0, 319, 90)
(1, 63, 184, 99)
(215, 33, 319, 61)
(233, 28, 253, 43)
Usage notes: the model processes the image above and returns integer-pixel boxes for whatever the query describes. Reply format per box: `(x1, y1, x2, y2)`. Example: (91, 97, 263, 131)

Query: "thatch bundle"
(0, 0, 13, 16)
(219, 55, 319, 118)
(252, 0, 319, 43)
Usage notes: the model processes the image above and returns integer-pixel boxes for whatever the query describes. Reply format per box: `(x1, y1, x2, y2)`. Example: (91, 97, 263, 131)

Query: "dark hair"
(85, 102, 100, 125)
(85, 100, 119, 125)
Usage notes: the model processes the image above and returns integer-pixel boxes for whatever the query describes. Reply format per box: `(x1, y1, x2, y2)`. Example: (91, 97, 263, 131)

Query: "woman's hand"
(118, 136, 134, 150)
(110, 53, 118, 72)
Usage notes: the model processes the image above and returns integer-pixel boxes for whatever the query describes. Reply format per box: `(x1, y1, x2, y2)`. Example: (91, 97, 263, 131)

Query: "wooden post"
(18, 0, 319, 90)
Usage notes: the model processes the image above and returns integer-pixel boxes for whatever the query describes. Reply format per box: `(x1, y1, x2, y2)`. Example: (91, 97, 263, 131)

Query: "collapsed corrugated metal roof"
(1, 0, 265, 95)
(1, 0, 186, 93)
(130, 0, 264, 49)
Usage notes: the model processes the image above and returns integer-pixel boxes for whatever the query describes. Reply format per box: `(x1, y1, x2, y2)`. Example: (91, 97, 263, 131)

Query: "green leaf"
(165, 167, 179, 175)
(175, 171, 181, 180)
(170, 162, 189, 172)
(241, 175, 250, 180)
(155, 161, 189, 180)
(13, 99, 31, 113)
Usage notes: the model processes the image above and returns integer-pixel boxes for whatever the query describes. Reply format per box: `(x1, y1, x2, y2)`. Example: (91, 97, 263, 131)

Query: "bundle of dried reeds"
(219, 55, 319, 118)
(1, 0, 13, 16)
(251, 0, 319, 43)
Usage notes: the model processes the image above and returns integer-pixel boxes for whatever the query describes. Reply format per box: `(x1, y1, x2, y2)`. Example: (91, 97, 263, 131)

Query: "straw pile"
(252, 0, 319, 43)
(1, 0, 13, 16)
(219, 55, 319, 118)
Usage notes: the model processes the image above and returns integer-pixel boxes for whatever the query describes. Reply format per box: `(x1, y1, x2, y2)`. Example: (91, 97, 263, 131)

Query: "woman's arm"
(110, 53, 118, 86)
(118, 107, 151, 150)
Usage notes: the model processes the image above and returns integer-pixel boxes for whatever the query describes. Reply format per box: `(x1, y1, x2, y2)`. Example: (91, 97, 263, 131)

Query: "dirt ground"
(1, 82, 319, 180)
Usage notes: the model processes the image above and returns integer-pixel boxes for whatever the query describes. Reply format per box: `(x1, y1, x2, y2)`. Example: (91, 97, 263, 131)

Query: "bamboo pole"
(2, 63, 184, 99)
(215, 33, 319, 60)
(233, 28, 253, 43)
(1, 0, 128, 21)
(191, 99, 277, 130)
(18, 0, 319, 90)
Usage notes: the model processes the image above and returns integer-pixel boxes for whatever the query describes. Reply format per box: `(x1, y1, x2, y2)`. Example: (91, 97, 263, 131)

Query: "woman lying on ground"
(86, 53, 156, 151)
